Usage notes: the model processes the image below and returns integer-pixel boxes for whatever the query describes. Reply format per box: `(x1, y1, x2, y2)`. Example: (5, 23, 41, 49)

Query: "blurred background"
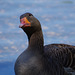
(0, 0, 75, 75)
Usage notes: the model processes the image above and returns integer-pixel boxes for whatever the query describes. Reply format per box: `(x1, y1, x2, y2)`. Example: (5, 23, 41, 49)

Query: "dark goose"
(45, 44, 75, 70)
(14, 13, 69, 75)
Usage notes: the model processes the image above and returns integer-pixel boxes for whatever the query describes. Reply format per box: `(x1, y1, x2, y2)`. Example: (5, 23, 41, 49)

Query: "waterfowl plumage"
(14, 13, 69, 75)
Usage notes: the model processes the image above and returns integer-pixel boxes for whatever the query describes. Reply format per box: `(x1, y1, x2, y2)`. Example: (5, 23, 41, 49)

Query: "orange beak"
(19, 17, 31, 28)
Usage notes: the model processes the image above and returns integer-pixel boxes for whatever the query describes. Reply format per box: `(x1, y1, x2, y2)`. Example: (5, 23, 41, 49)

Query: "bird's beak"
(19, 17, 31, 28)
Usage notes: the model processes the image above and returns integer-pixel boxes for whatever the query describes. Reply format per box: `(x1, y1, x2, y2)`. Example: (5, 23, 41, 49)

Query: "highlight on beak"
(19, 17, 31, 28)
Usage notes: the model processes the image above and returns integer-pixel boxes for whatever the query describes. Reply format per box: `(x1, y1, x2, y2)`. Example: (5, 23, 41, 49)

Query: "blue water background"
(0, 0, 75, 75)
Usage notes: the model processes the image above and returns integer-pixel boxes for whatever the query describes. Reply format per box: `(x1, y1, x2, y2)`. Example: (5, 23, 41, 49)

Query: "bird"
(14, 13, 69, 75)
(44, 44, 75, 70)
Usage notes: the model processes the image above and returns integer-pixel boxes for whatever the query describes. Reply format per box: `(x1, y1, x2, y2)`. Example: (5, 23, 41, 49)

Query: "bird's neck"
(28, 30, 44, 53)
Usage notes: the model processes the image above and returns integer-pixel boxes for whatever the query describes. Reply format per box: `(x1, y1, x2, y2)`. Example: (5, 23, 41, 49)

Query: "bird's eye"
(29, 13, 33, 16)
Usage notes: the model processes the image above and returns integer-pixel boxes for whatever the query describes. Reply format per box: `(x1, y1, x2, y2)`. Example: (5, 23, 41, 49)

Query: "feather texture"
(44, 44, 75, 70)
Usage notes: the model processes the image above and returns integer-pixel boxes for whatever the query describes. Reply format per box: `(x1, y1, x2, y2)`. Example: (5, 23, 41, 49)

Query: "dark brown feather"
(44, 44, 75, 70)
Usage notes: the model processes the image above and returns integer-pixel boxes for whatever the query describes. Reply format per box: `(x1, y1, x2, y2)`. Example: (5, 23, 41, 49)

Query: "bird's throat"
(29, 30, 44, 49)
